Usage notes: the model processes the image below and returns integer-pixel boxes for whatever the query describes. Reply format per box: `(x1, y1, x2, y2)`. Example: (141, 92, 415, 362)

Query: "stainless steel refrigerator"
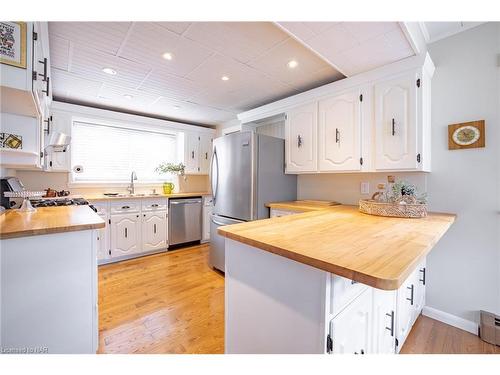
(209, 131, 297, 271)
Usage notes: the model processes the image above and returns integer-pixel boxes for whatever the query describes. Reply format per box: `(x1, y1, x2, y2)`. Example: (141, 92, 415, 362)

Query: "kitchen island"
(0, 206, 105, 353)
(218, 205, 455, 354)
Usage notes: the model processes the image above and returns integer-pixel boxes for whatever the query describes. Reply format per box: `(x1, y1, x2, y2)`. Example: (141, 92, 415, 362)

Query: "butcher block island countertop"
(0, 206, 105, 239)
(218, 205, 456, 290)
(266, 199, 340, 212)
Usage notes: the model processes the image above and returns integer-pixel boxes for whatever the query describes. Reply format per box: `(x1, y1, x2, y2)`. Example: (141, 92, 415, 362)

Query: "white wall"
(425, 23, 500, 322)
(298, 23, 500, 324)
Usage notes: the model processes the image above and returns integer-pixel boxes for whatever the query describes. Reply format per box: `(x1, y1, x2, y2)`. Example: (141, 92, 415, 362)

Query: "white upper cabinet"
(199, 134, 213, 174)
(285, 102, 318, 173)
(182, 131, 214, 175)
(318, 89, 362, 172)
(44, 109, 72, 172)
(374, 72, 418, 170)
(239, 53, 434, 174)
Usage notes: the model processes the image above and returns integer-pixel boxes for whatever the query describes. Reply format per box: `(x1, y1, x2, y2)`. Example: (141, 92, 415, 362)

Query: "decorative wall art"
(0, 132, 23, 149)
(448, 120, 485, 150)
(0, 21, 27, 69)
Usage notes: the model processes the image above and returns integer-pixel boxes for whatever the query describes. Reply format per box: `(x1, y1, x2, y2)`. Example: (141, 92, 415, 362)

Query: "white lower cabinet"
(96, 220, 110, 261)
(329, 288, 372, 354)
(328, 261, 426, 354)
(110, 213, 142, 257)
(269, 208, 297, 218)
(372, 289, 397, 354)
(141, 211, 168, 252)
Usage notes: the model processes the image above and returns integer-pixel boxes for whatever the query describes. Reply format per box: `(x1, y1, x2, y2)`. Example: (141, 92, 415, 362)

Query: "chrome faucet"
(127, 171, 137, 195)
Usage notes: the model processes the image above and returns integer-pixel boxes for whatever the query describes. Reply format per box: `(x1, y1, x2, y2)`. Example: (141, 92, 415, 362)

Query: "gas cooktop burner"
(30, 197, 95, 211)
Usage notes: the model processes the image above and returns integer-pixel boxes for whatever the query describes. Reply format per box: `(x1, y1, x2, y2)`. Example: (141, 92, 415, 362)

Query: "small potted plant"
(155, 162, 186, 194)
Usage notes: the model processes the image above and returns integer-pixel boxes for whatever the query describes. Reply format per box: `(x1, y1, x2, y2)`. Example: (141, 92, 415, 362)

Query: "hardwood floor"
(98, 243, 498, 354)
(98, 244, 224, 353)
(401, 315, 500, 354)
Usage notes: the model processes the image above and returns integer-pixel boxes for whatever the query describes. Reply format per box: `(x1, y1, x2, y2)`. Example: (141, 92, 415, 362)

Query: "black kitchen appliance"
(0, 176, 25, 209)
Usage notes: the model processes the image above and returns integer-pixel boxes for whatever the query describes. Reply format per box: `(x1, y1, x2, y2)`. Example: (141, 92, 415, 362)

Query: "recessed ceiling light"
(221, 76, 229, 81)
(123, 94, 133, 100)
(102, 67, 117, 75)
(287, 60, 298, 69)
(173, 105, 181, 110)
(162, 52, 173, 60)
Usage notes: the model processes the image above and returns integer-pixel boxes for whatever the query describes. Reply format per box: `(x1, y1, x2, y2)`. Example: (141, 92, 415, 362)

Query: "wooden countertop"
(84, 192, 210, 201)
(266, 200, 340, 212)
(0, 206, 106, 240)
(218, 205, 456, 290)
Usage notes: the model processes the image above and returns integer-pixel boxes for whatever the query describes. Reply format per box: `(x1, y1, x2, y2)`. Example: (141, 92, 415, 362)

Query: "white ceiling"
(49, 22, 417, 126)
(419, 22, 485, 44)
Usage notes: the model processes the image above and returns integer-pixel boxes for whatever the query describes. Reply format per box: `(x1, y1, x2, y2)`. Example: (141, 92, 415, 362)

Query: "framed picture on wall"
(0, 21, 27, 69)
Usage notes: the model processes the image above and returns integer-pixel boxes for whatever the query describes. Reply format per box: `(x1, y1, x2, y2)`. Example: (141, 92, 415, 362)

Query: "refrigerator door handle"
(210, 147, 219, 204)
(210, 215, 245, 226)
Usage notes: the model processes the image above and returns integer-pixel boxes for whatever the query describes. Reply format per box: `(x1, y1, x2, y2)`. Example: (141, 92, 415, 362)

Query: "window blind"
(71, 121, 177, 182)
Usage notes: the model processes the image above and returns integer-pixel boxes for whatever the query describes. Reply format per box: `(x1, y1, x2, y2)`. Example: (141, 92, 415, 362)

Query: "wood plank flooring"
(98, 243, 499, 354)
(401, 315, 500, 354)
(98, 244, 224, 353)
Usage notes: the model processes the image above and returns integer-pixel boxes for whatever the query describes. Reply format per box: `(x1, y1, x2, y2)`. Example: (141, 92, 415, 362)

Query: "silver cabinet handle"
(385, 311, 395, 337)
(351, 280, 358, 285)
(335, 128, 340, 143)
(151, 204, 159, 208)
(153, 223, 157, 234)
(121, 206, 130, 209)
(191, 150, 195, 159)
(297, 134, 303, 147)
(407, 284, 414, 305)
(392, 118, 396, 136)
(419, 268, 426, 285)
(125, 227, 128, 238)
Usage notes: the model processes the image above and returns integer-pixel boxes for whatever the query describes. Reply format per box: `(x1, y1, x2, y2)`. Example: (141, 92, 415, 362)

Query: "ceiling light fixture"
(162, 52, 173, 60)
(221, 76, 229, 81)
(102, 67, 117, 75)
(287, 60, 298, 69)
(123, 94, 133, 100)
(173, 105, 181, 110)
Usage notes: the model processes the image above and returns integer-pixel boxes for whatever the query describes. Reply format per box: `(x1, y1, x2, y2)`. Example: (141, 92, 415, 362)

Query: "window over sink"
(71, 120, 178, 183)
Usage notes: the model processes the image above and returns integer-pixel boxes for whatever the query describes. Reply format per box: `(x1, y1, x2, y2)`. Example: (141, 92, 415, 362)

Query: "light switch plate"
(360, 182, 370, 195)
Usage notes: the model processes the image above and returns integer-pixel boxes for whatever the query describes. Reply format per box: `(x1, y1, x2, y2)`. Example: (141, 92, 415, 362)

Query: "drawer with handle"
(142, 198, 168, 212)
(88, 200, 109, 216)
(330, 274, 369, 317)
(110, 200, 140, 214)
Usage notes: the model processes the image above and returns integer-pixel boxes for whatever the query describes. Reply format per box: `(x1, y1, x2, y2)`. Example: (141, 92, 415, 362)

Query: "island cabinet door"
(96, 222, 110, 261)
(141, 211, 167, 252)
(396, 272, 417, 351)
(285, 102, 318, 173)
(329, 288, 372, 354)
(318, 90, 362, 172)
(372, 289, 397, 354)
(110, 213, 141, 257)
(374, 72, 418, 171)
(413, 260, 427, 320)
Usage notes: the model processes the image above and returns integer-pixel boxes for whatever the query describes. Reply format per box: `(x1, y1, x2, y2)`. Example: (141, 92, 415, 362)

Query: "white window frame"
(68, 116, 181, 188)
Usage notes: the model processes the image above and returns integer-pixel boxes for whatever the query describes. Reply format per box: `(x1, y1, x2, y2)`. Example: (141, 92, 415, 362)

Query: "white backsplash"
(298, 172, 428, 205)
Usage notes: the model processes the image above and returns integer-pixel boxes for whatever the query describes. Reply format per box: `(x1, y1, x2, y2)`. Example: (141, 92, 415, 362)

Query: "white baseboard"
(422, 306, 478, 335)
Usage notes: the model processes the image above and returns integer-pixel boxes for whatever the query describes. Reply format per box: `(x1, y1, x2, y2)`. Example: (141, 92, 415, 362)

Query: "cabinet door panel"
(184, 132, 200, 174)
(372, 289, 397, 354)
(374, 73, 417, 170)
(319, 91, 361, 171)
(110, 213, 141, 257)
(396, 275, 416, 351)
(199, 135, 213, 175)
(96, 225, 109, 261)
(285, 102, 317, 173)
(330, 289, 371, 354)
(142, 212, 167, 252)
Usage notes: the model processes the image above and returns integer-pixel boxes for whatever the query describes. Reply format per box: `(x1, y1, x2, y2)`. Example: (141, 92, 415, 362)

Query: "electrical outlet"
(360, 182, 370, 195)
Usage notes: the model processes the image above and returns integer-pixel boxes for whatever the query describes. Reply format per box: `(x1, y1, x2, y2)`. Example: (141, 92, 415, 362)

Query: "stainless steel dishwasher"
(168, 197, 202, 246)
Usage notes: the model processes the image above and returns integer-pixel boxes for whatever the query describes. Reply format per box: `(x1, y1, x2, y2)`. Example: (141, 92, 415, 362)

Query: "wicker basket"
(359, 199, 427, 218)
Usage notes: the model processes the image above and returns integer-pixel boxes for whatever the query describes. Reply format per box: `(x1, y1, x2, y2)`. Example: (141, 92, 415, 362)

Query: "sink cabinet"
(110, 213, 142, 257)
(141, 211, 168, 252)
